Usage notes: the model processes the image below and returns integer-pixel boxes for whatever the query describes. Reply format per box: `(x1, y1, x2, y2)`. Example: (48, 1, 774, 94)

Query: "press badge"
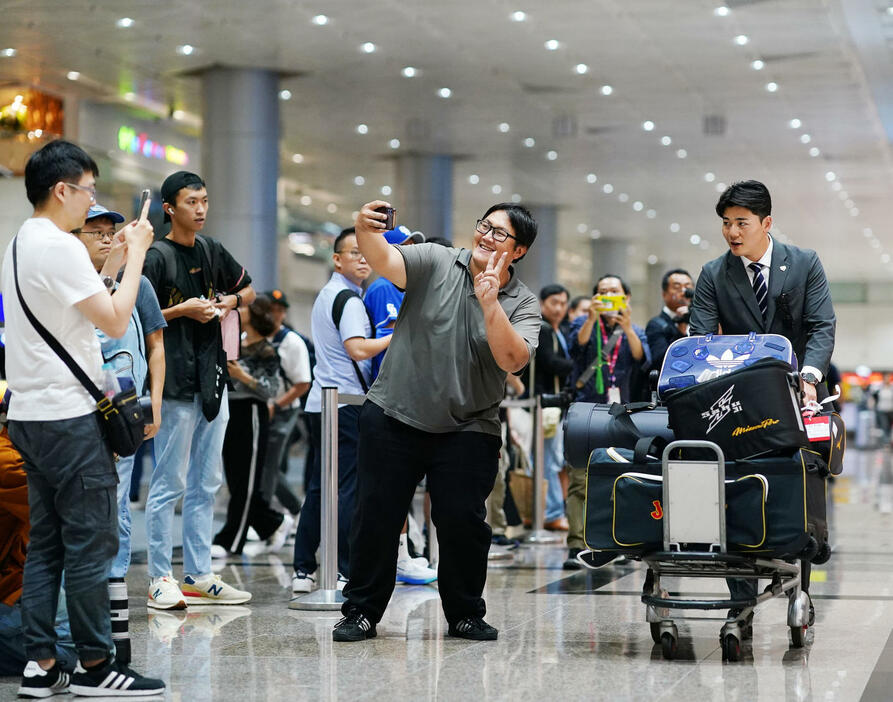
(607, 386, 621, 404)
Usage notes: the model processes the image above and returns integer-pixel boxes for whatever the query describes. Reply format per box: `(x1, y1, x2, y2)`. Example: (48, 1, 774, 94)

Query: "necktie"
(749, 262, 768, 320)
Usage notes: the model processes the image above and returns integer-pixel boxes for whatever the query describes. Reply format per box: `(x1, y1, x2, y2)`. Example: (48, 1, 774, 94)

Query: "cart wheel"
(812, 542, 831, 565)
(650, 622, 662, 644)
(722, 633, 742, 662)
(660, 632, 677, 660)
(790, 625, 805, 648)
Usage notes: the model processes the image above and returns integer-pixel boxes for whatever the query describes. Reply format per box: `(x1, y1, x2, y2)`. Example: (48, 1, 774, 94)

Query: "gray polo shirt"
(367, 244, 541, 435)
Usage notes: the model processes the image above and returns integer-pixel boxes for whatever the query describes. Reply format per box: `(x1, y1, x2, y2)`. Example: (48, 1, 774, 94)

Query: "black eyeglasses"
(77, 230, 116, 241)
(475, 219, 516, 243)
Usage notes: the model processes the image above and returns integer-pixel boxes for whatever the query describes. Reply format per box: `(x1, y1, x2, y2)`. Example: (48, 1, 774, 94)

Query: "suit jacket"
(689, 240, 835, 375)
(646, 310, 685, 373)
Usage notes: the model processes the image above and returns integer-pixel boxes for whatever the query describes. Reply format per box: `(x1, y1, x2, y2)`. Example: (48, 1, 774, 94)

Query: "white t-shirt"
(1, 217, 106, 421)
(274, 329, 312, 409)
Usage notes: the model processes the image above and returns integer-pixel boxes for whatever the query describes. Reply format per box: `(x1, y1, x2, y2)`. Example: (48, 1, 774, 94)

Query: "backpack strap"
(151, 238, 180, 309)
(331, 289, 375, 393)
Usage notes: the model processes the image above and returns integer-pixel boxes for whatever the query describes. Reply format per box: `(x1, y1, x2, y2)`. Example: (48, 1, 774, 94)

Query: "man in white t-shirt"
(0, 140, 163, 698)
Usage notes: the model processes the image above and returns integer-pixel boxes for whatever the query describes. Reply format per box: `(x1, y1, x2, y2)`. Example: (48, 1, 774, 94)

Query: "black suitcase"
(583, 447, 828, 560)
(664, 357, 808, 460)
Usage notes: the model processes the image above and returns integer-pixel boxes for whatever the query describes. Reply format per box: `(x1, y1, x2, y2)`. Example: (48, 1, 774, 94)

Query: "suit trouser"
(565, 465, 587, 551)
(342, 402, 500, 624)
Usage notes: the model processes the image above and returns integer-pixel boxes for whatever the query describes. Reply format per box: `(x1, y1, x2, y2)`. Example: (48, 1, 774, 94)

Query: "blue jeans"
(110, 453, 135, 579)
(146, 392, 229, 578)
(544, 427, 566, 522)
(0, 597, 77, 674)
(8, 414, 118, 662)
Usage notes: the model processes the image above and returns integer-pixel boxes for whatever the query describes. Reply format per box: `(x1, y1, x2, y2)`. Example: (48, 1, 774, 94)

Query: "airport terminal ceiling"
(3, 0, 893, 282)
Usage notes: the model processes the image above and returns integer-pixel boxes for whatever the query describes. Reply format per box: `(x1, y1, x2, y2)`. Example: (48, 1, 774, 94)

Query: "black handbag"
(12, 237, 145, 456)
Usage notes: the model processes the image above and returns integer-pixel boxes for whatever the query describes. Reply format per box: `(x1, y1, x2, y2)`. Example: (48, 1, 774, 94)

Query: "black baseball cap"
(161, 171, 205, 222)
(268, 289, 290, 308)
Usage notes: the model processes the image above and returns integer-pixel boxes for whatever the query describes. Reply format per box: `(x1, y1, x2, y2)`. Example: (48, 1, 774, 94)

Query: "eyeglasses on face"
(77, 229, 116, 241)
(475, 218, 516, 243)
(335, 248, 366, 260)
(58, 182, 97, 202)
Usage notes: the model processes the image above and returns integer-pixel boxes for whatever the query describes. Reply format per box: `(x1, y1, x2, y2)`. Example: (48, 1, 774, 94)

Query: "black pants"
(342, 402, 500, 624)
(215, 398, 283, 554)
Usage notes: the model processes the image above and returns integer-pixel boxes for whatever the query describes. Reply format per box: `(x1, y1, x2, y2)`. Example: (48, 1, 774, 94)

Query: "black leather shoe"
(563, 548, 582, 570)
(333, 611, 377, 642)
(448, 616, 498, 641)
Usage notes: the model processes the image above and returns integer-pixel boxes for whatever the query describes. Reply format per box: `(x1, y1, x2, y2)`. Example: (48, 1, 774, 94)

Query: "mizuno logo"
(731, 419, 780, 436)
(700, 385, 742, 434)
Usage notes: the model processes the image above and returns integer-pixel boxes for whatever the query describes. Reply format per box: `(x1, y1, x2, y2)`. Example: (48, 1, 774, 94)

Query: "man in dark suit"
(646, 268, 693, 373)
(689, 179, 836, 633)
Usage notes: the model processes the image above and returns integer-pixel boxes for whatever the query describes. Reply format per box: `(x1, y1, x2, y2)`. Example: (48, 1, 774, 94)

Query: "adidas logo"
(97, 670, 137, 691)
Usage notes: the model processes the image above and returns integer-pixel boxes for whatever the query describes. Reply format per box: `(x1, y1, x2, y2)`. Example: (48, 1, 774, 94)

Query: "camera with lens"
(682, 287, 694, 299)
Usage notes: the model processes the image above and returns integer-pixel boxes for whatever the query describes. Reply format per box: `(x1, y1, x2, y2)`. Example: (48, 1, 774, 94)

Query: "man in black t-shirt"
(141, 171, 255, 610)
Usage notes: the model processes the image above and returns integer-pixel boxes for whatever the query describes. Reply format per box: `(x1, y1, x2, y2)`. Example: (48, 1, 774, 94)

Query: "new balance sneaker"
(292, 570, 316, 594)
(147, 610, 187, 645)
(147, 574, 187, 610)
(17, 660, 69, 698)
(332, 611, 377, 642)
(182, 573, 252, 605)
(69, 657, 164, 697)
(396, 556, 438, 585)
(448, 616, 498, 641)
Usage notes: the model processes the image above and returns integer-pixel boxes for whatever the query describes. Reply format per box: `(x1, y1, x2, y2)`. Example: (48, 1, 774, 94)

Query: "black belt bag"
(12, 237, 145, 456)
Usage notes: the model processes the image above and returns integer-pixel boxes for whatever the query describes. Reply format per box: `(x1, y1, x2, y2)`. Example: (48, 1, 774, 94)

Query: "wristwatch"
(101, 275, 115, 291)
(799, 371, 819, 385)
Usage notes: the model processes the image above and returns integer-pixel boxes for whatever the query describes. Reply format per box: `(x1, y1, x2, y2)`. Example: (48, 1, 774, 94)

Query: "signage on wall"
(117, 125, 189, 166)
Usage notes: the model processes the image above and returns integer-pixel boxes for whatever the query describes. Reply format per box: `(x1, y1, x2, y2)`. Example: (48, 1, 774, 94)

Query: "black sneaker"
(448, 616, 499, 641)
(70, 657, 165, 697)
(332, 611, 377, 642)
(17, 660, 70, 698)
(563, 548, 583, 570)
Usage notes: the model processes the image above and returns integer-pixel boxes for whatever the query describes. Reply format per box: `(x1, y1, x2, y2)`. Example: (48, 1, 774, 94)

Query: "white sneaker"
(147, 574, 187, 610)
(147, 610, 187, 645)
(292, 570, 316, 594)
(336, 573, 348, 591)
(210, 544, 229, 559)
(246, 527, 261, 542)
(267, 513, 295, 553)
(182, 573, 252, 605)
(396, 557, 438, 585)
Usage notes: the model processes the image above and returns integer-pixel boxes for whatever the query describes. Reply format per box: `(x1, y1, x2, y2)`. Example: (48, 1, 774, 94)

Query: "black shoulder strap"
(152, 238, 180, 308)
(331, 288, 374, 393)
(193, 235, 215, 297)
(12, 237, 103, 403)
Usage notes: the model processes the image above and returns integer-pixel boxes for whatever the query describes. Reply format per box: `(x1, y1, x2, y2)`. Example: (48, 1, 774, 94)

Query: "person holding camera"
(563, 274, 651, 569)
(646, 268, 693, 373)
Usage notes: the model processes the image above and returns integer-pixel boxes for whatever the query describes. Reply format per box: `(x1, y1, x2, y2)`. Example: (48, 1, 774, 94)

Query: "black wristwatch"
(101, 275, 115, 291)
(800, 371, 819, 385)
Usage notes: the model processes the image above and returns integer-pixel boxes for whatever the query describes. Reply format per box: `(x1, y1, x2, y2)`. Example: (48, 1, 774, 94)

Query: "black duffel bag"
(665, 357, 807, 460)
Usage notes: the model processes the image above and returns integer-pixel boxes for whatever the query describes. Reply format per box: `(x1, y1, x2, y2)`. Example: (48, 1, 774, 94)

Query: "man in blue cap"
(74, 203, 167, 664)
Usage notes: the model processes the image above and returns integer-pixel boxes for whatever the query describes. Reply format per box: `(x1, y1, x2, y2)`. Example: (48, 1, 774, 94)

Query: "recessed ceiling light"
(670, 222, 681, 233)
(401, 66, 418, 78)
(642, 120, 655, 131)
(523, 137, 536, 147)
(603, 184, 614, 194)
(468, 174, 480, 184)
(176, 44, 195, 56)
(437, 87, 452, 98)
(172, 110, 186, 120)
(751, 59, 765, 70)
(844, 199, 854, 208)
(279, 89, 292, 101)
(354, 176, 365, 186)
(632, 201, 644, 211)
(734, 34, 749, 45)
(676, 149, 688, 159)
(1, 48, 16, 58)
(67, 71, 80, 81)
(311, 14, 329, 25)
(356, 123, 369, 134)
(300, 195, 312, 206)
(715, 182, 727, 192)
(511, 10, 527, 21)
(590, 229, 602, 240)
(498, 122, 510, 133)
(511, 193, 522, 202)
(327, 203, 338, 213)
(789, 118, 802, 129)
(116, 17, 134, 28)
(714, 6, 730, 16)
(690, 234, 702, 245)
(800, 134, 811, 144)
(381, 185, 392, 196)
(864, 228, 873, 237)
(124, 92, 136, 101)
(618, 192, 629, 202)
(586, 173, 597, 183)
(809, 147, 821, 157)
(492, 185, 502, 194)
(361, 42, 376, 53)
(544, 39, 560, 51)
(576, 223, 588, 233)
(546, 150, 558, 160)
(825, 171, 837, 181)
(647, 254, 659, 265)
(574, 63, 589, 75)
(765, 82, 779, 92)
(291, 153, 304, 163)
(389, 138, 401, 149)
(660, 136, 672, 146)
(704, 172, 716, 182)
(600, 85, 613, 96)
(646, 209, 657, 219)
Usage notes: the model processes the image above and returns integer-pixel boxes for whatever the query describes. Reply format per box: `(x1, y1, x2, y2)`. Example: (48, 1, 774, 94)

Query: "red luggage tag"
(803, 415, 831, 442)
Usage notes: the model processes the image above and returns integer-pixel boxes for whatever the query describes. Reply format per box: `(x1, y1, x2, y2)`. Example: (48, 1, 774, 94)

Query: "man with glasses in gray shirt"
(334, 202, 541, 643)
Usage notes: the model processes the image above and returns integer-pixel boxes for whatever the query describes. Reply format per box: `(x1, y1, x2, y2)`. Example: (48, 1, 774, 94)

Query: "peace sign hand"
(474, 251, 507, 307)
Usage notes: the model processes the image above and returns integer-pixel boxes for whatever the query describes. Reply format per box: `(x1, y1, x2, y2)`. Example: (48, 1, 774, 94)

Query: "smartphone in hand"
(138, 189, 151, 219)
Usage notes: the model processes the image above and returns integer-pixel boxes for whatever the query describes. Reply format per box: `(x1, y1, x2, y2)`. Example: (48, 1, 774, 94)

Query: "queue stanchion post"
(526, 393, 562, 544)
(290, 385, 345, 610)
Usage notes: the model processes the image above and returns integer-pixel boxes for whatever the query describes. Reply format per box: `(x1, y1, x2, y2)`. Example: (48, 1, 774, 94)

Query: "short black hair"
(593, 274, 629, 296)
(481, 203, 537, 261)
(25, 140, 98, 207)
(661, 268, 692, 291)
(569, 295, 589, 312)
(248, 295, 277, 338)
(715, 180, 772, 220)
(334, 227, 356, 253)
(540, 283, 569, 302)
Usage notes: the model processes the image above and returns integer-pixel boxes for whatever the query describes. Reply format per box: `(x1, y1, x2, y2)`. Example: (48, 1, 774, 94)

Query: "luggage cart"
(635, 440, 811, 661)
